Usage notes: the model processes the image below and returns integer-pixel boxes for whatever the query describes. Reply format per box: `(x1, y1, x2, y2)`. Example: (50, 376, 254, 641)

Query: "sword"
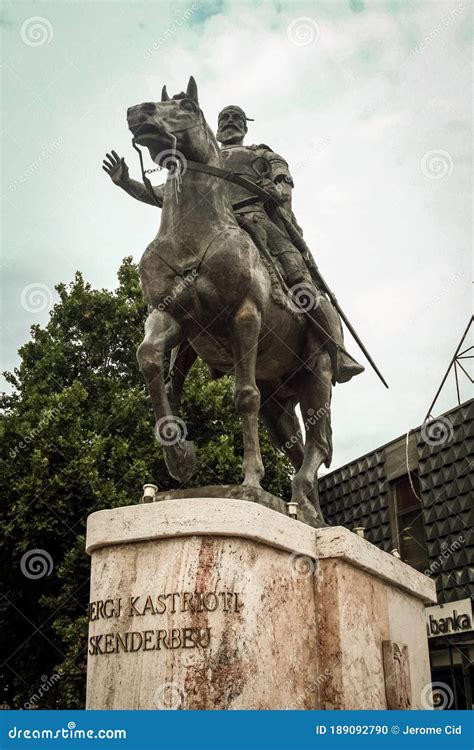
(277, 209, 389, 389)
(221, 164, 388, 388)
(133, 146, 388, 388)
(219, 168, 389, 388)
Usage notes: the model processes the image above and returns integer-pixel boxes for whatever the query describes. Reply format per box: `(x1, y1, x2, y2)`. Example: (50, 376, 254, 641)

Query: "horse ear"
(186, 76, 199, 103)
(161, 85, 170, 102)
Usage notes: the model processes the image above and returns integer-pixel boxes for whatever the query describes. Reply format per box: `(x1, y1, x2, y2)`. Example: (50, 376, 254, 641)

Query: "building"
(319, 398, 474, 709)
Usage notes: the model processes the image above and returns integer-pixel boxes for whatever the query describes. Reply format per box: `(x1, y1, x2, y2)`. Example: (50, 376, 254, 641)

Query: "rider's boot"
(331, 345, 365, 384)
(302, 292, 365, 385)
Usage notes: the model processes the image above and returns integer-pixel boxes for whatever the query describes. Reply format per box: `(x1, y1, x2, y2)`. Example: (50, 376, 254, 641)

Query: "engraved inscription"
(88, 590, 243, 656)
(88, 627, 211, 655)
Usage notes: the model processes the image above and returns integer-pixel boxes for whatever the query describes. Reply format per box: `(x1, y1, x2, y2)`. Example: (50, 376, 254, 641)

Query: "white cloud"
(2, 0, 471, 470)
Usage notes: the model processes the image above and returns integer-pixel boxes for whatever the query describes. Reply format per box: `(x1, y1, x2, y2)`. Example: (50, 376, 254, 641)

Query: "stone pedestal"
(85, 498, 436, 710)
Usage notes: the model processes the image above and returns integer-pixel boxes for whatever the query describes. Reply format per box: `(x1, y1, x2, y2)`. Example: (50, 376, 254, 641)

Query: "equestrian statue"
(103, 76, 386, 528)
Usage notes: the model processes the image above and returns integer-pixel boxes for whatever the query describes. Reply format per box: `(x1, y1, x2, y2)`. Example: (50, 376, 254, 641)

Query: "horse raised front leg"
(231, 301, 264, 488)
(165, 342, 197, 414)
(137, 310, 196, 482)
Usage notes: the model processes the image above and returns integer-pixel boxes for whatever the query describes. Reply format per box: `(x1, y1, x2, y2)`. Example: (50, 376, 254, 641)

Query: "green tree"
(0, 258, 291, 709)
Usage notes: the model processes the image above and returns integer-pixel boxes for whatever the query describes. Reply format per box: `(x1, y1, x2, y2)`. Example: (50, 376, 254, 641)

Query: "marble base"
(85, 497, 436, 710)
(151, 484, 321, 528)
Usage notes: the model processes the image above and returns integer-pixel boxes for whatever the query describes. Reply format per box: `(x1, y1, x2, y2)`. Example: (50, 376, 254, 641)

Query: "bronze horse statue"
(126, 77, 334, 527)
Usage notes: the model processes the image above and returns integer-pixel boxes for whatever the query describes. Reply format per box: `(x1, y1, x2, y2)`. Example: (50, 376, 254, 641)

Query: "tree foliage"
(0, 258, 291, 709)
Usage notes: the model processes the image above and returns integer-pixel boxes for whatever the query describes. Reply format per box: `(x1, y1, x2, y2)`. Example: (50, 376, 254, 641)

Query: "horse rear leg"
(259, 392, 327, 527)
(137, 310, 196, 482)
(291, 352, 333, 509)
(232, 302, 264, 487)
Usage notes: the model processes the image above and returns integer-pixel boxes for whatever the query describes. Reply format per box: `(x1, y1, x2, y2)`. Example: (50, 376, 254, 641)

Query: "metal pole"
(448, 643, 459, 710)
(424, 316, 473, 421)
(454, 361, 461, 406)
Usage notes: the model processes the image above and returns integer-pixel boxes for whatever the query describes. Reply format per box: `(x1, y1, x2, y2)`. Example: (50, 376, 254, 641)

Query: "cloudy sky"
(1, 0, 472, 471)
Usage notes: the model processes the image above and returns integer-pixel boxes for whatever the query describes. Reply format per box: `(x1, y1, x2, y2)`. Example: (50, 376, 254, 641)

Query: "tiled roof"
(319, 400, 473, 604)
(416, 399, 474, 604)
(319, 449, 392, 551)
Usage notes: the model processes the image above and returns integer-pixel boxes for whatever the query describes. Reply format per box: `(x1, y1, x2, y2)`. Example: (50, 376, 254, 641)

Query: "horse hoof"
(164, 440, 196, 482)
(293, 496, 328, 529)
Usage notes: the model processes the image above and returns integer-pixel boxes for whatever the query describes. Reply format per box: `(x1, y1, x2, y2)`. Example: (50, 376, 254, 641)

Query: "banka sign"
(425, 598, 473, 639)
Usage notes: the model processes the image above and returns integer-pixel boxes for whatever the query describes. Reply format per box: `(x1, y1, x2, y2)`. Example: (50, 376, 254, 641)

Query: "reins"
(131, 115, 278, 280)
(132, 114, 277, 213)
(132, 140, 160, 207)
(132, 117, 210, 207)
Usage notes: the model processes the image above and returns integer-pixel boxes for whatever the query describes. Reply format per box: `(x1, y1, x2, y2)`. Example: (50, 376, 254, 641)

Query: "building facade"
(319, 398, 474, 709)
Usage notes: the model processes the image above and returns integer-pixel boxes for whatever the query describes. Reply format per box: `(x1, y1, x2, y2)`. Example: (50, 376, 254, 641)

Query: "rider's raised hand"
(102, 150, 129, 185)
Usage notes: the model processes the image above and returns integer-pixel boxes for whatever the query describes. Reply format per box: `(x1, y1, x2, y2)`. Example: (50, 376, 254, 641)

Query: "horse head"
(127, 76, 215, 168)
